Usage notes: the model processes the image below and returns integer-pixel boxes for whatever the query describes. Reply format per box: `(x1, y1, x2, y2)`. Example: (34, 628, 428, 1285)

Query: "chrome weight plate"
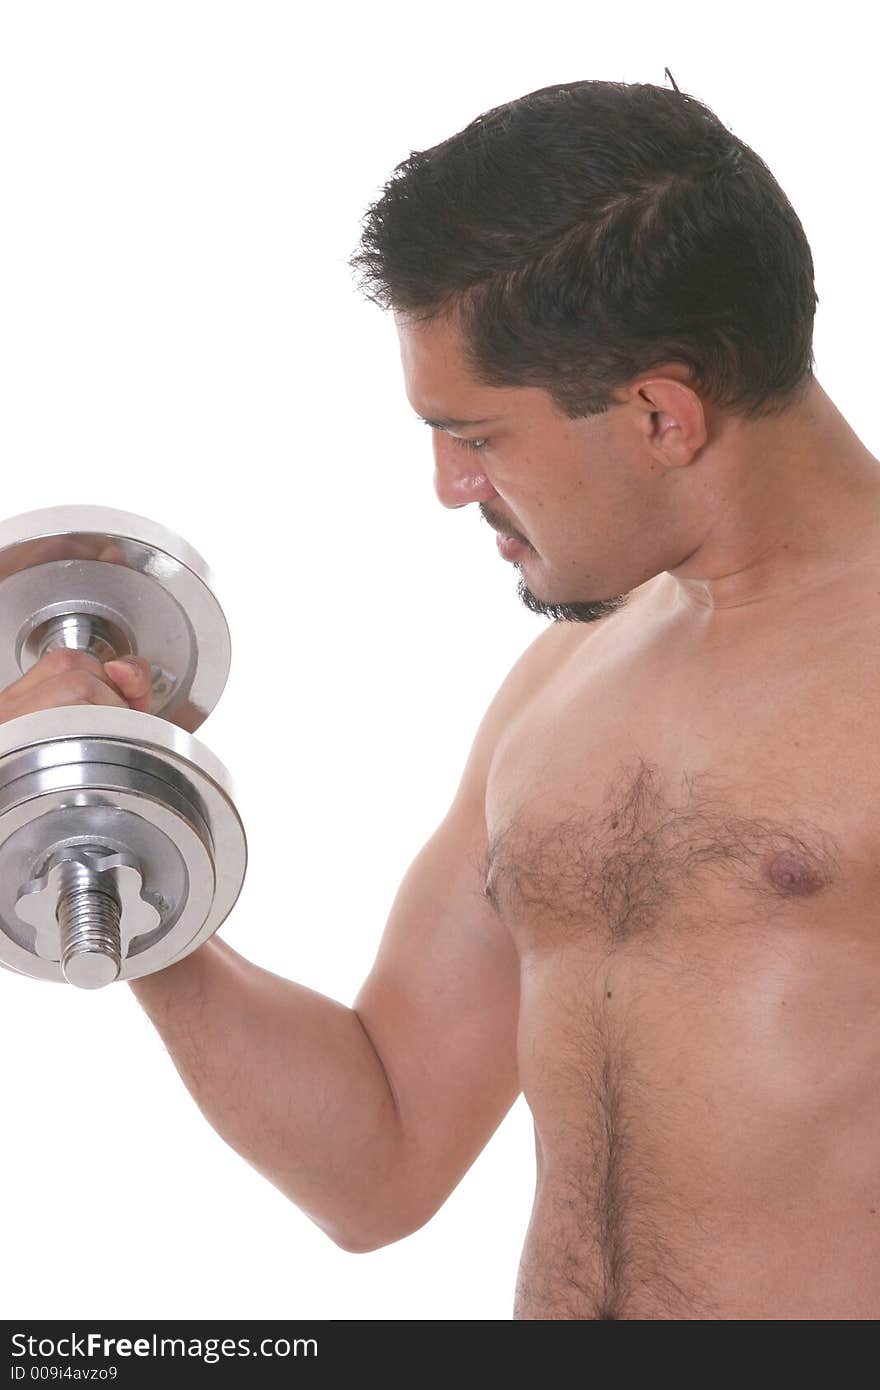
(0, 504, 231, 732)
(0, 705, 247, 984)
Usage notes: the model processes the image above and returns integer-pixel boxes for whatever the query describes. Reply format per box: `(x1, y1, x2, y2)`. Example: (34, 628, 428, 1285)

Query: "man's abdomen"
(513, 936, 880, 1320)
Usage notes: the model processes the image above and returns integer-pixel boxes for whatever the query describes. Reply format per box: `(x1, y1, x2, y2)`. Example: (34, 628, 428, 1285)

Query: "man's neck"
(665, 381, 880, 614)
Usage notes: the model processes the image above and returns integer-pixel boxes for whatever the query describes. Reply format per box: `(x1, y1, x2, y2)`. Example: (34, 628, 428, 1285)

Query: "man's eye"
(451, 436, 489, 453)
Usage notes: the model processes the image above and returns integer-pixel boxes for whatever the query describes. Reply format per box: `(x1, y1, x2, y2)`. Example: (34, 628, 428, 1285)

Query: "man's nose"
(433, 440, 499, 509)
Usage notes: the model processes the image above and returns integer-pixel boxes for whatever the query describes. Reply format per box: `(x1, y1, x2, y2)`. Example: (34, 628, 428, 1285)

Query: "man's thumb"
(103, 656, 153, 711)
(104, 656, 145, 682)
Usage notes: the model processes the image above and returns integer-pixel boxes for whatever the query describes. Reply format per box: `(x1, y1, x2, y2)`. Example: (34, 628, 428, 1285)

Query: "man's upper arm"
(352, 620, 575, 1239)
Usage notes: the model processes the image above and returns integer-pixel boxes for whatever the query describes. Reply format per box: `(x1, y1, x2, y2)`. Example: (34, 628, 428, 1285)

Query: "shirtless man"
(2, 296, 878, 1319)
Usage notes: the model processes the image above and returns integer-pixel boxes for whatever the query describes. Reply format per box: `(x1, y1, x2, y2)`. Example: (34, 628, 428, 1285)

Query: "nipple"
(763, 849, 825, 896)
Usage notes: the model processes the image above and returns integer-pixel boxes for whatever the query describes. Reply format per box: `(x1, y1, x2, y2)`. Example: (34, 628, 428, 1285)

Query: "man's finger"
(103, 656, 154, 714)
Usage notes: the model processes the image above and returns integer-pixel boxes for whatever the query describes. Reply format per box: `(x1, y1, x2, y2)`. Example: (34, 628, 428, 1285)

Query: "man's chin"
(515, 574, 631, 625)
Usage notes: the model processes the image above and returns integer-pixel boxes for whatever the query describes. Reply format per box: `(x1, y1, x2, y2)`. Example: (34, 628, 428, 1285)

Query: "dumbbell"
(0, 505, 247, 989)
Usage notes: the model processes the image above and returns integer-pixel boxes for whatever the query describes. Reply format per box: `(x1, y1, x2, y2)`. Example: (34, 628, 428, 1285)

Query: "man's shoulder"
(493, 618, 587, 732)
(517, 616, 584, 682)
(510, 574, 666, 699)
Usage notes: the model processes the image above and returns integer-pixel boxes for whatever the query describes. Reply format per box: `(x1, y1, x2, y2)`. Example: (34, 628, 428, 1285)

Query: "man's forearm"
(127, 936, 403, 1251)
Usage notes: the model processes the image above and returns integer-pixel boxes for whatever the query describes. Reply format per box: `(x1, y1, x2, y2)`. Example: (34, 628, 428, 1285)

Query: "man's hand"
(0, 647, 154, 723)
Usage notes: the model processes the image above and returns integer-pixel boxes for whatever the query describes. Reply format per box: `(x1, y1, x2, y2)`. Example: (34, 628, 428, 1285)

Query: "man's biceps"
(352, 837, 518, 1087)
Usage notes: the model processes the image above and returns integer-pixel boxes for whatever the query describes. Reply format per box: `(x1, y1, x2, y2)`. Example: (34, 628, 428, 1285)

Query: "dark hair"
(348, 79, 819, 422)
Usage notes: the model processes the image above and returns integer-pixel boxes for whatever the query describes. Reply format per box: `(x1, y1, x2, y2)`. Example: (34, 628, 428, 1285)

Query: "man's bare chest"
(483, 587, 880, 962)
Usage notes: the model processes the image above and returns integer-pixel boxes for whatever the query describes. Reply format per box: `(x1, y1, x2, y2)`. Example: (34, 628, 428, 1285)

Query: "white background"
(0, 0, 873, 1322)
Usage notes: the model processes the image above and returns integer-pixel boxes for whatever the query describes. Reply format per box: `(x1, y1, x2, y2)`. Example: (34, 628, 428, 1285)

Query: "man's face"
(394, 309, 687, 624)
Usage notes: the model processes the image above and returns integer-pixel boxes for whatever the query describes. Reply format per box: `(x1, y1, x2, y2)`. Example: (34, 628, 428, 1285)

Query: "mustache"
(481, 510, 527, 544)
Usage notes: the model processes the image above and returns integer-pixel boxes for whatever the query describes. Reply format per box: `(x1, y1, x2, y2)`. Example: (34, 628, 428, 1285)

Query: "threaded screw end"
(56, 859, 122, 989)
